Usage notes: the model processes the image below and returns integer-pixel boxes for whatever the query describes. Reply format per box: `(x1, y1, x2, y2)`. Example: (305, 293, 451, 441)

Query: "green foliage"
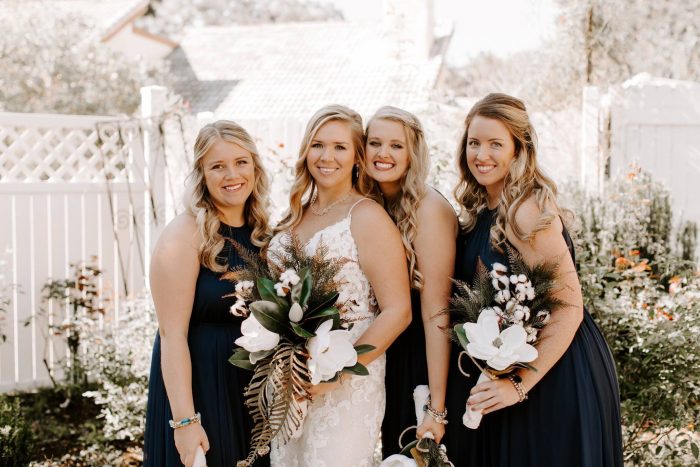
(565, 171, 700, 465)
(39, 258, 107, 392)
(0, 396, 32, 466)
(0, 4, 169, 115)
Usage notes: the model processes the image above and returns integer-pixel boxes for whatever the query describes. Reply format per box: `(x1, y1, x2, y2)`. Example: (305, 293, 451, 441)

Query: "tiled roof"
(171, 21, 445, 119)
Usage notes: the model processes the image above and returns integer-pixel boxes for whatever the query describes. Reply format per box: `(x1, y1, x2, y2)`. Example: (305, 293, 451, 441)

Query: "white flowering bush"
(564, 170, 700, 465)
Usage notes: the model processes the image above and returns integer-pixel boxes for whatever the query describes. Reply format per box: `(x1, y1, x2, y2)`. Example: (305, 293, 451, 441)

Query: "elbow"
(401, 304, 412, 331)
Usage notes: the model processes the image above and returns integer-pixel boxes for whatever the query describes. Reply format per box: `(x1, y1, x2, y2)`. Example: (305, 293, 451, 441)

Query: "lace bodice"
(269, 199, 386, 467)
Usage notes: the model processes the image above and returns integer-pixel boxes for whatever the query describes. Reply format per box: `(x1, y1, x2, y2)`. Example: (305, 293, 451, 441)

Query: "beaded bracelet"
(424, 397, 448, 425)
(169, 412, 201, 429)
(507, 375, 528, 403)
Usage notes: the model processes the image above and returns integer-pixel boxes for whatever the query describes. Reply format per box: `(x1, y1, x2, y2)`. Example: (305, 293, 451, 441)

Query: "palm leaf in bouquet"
(223, 235, 375, 466)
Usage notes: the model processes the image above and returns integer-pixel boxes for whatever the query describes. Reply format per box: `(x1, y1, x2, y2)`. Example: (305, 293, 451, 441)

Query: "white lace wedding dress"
(269, 199, 386, 467)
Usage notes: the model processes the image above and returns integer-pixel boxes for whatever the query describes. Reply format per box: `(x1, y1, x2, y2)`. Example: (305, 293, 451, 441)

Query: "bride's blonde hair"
(185, 120, 271, 272)
(365, 106, 429, 289)
(275, 104, 373, 233)
(454, 93, 562, 250)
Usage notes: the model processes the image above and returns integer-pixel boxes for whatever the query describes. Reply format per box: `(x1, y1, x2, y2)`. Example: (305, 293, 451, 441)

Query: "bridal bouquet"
(223, 236, 374, 467)
(448, 247, 564, 429)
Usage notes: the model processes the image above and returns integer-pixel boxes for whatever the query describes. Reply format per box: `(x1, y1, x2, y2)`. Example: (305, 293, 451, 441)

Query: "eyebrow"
(468, 137, 505, 142)
(312, 139, 349, 145)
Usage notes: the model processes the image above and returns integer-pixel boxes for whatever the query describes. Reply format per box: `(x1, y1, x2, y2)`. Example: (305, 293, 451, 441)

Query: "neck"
(218, 206, 245, 227)
(378, 180, 401, 201)
(314, 182, 354, 208)
(485, 182, 503, 210)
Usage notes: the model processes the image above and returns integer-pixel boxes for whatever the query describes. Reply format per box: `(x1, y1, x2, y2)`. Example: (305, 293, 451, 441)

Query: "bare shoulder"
(416, 188, 457, 231)
(153, 213, 201, 257)
(512, 195, 562, 238)
(349, 197, 392, 225)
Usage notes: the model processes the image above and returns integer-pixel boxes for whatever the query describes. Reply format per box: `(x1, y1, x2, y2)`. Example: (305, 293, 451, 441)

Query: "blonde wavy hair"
(275, 104, 373, 233)
(454, 93, 562, 251)
(185, 120, 271, 272)
(366, 106, 429, 289)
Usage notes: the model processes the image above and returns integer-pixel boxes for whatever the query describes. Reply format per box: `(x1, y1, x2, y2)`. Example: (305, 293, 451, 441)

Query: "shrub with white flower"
(449, 251, 565, 429)
(223, 235, 374, 467)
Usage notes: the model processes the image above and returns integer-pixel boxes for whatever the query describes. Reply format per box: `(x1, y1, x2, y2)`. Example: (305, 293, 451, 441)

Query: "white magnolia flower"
(280, 269, 301, 287)
(288, 302, 303, 323)
(235, 314, 280, 353)
(235, 280, 255, 294)
(463, 309, 538, 371)
(229, 299, 248, 317)
(306, 320, 357, 385)
(274, 282, 288, 297)
(380, 454, 418, 467)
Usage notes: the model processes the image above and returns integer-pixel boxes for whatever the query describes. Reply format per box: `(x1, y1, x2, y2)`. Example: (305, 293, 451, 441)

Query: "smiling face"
(365, 118, 410, 187)
(466, 115, 517, 200)
(306, 120, 355, 191)
(202, 139, 255, 218)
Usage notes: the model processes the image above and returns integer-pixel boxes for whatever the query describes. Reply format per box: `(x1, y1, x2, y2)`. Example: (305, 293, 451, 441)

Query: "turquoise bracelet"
(169, 412, 201, 429)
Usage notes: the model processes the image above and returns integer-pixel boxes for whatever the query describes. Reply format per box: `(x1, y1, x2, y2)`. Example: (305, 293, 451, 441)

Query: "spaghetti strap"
(347, 197, 372, 217)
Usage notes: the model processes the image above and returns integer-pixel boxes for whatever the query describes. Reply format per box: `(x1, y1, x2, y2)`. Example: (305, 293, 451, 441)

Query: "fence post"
(140, 85, 167, 286)
(580, 86, 602, 195)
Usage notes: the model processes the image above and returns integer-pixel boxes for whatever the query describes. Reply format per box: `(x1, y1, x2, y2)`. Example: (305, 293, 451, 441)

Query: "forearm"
(517, 310, 582, 392)
(355, 307, 411, 366)
(423, 309, 450, 410)
(160, 333, 196, 420)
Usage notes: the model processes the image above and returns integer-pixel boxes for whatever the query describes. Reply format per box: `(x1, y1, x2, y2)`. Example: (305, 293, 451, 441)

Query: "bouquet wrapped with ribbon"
(224, 236, 374, 466)
(380, 386, 453, 467)
(448, 247, 564, 429)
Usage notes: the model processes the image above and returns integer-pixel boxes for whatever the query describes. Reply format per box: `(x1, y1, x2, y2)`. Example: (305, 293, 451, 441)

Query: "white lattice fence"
(0, 110, 161, 391)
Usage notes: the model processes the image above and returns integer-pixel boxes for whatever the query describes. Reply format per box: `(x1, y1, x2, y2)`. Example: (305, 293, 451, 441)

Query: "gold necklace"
(310, 190, 353, 216)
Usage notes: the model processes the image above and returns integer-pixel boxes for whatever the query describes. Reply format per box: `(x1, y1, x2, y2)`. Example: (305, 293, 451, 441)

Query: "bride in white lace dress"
(269, 105, 412, 467)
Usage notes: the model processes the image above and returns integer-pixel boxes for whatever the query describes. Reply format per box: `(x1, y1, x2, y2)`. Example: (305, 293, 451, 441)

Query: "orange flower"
(631, 259, 651, 273)
(629, 249, 640, 256)
(615, 257, 633, 270)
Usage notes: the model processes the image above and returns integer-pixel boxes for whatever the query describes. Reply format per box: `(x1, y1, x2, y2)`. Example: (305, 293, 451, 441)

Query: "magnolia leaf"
(291, 267, 313, 306)
(307, 291, 340, 314)
(250, 300, 288, 334)
(353, 344, 375, 355)
(257, 277, 285, 307)
(454, 323, 469, 350)
(343, 362, 369, 376)
(229, 348, 254, 370)
(304, 306, 340, 320)
(291, 322, 315, 339)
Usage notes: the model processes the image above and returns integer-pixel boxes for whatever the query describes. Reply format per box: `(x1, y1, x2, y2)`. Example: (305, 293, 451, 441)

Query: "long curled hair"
(366, 106, 429, 289)
(454, 93, 562, 251)
(274, 104, 373, 233)
(185, 120, 271, 272)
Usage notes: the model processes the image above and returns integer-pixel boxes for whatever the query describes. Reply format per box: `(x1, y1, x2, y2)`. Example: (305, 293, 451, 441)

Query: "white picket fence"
(0, 87, 189, 391)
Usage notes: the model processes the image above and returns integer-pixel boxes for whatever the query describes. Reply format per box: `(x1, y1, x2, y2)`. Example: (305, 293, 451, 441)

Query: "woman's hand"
(307, 378, 343, 399)
(174, 423, 210, 467)
(467, 378, 520, 415)
(416, 415, 446, 444)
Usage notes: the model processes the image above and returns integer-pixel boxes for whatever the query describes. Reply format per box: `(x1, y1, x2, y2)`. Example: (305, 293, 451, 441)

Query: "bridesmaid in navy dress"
(144, 121, 271, 467)
(444, 93, 623, 466)
(364, 106, 457, 455)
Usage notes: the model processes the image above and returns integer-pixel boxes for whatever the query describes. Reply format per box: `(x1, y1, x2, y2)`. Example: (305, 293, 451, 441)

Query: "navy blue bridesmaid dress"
(382, 289, 429, 456)
(144, 224, 269, 467)
(444, 208, 623, 467)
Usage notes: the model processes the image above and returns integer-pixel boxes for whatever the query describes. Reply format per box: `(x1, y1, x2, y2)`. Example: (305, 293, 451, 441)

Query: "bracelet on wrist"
(507, 374, 528, 403)
(169, 412, 201, 430)
(424, 396, 448, 425)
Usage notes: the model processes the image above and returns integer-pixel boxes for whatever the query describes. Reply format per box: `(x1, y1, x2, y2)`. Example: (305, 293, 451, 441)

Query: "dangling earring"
(354, 164, 359, 179)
